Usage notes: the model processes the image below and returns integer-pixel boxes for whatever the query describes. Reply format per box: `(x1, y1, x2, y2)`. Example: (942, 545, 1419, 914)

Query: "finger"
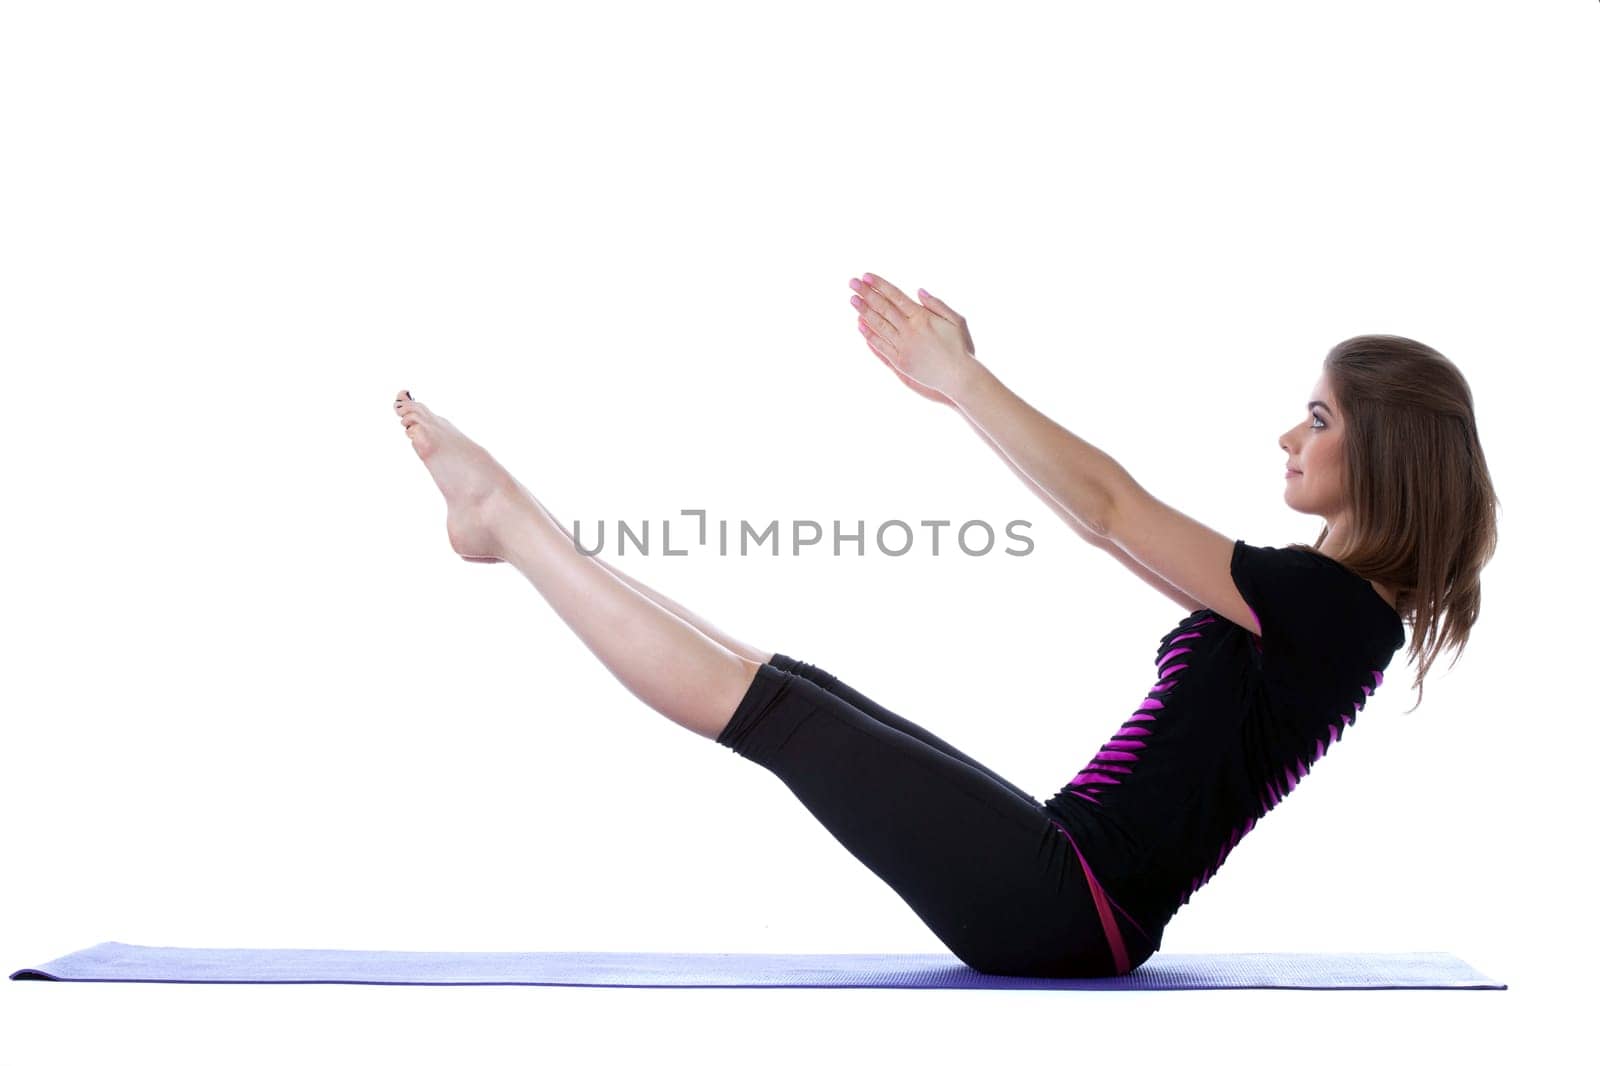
(859, 316, 883, 349)
(859, 318, 899, 363)
(855, 301, 898, 337)
(851, 279, 904, 332)
(917, 287, 960, 322)
(861, 272, 921, 322)
(917, 287, 975, 354)
(864, 333, 899, 376)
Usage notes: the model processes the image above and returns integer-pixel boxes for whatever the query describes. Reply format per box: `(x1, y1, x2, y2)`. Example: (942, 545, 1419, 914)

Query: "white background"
(2, 0, 1593, 1062)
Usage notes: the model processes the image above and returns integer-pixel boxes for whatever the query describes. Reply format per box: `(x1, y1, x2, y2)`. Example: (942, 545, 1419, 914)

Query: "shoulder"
(1232, 541, 1343, 585)
(1228, 541, 1327, 631)
(1231, 539, 1396, 666)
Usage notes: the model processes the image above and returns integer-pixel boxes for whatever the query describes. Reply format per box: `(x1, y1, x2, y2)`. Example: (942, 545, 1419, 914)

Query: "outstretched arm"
(849, 275, 1197, 613)
(947, 360, 1125, 539)
(850, 273, 1128, 540)
(953, 395, 1201, 614)
(961, 403, 1106, 545)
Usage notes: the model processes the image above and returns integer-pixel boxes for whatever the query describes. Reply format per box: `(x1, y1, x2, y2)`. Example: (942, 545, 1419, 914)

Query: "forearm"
(948, 361, 1124, 538)
(955, 405, 1107, 546)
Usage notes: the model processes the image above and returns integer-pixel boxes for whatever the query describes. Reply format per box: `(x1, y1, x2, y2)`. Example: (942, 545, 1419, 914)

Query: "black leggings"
(716, 652, 1156, 977)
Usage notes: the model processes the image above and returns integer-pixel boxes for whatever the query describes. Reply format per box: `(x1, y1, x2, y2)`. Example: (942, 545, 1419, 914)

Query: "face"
(1280, 370, 1347, 529)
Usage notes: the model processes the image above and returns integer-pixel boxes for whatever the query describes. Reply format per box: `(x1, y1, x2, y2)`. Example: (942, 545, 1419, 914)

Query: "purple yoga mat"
(10, 942, 1506, 989)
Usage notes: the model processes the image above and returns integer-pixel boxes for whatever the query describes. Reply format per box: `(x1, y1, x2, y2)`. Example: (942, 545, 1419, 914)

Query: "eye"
(1310, 414, 1326, 430)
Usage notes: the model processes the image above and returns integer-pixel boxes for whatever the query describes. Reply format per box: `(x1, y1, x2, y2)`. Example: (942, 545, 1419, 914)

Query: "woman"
(390, 272, 1498, 978)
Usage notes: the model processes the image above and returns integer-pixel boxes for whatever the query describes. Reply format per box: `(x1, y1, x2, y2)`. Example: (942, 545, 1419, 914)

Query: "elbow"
(1088, 499, 1115, 542)
(1093, 469, 1133, 542)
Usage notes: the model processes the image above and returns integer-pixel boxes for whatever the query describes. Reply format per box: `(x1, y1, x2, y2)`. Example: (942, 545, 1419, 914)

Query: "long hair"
(1287, 334, 1500, 714)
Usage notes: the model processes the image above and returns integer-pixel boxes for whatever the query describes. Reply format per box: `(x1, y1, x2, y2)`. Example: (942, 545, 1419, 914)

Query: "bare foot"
(393, 390, 519, 563)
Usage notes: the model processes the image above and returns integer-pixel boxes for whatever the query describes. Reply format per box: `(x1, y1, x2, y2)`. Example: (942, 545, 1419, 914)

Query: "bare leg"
(518, 488, 775, 666)
(393, 390, 764, 740)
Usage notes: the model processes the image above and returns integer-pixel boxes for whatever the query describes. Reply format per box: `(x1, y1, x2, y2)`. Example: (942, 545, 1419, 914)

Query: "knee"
(778, 656, 840, 692)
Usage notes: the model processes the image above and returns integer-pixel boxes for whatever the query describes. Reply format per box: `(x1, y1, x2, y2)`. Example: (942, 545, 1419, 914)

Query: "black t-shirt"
(1043, 538, 1407, 949)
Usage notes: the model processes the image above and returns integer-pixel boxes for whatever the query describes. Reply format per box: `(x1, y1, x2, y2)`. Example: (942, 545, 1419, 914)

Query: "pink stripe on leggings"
(1048, 819, 1131, 975)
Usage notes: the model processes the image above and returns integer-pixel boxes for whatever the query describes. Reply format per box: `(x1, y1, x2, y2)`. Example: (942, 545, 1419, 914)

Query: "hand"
(849, 273, 979, 404)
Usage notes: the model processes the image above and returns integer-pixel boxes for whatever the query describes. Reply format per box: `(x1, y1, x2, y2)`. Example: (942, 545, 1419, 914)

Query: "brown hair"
(1287, 334, 1500, 714)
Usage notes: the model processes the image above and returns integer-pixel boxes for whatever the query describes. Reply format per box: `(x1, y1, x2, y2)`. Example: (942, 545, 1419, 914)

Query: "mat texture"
(10, 942, 1506, 989)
